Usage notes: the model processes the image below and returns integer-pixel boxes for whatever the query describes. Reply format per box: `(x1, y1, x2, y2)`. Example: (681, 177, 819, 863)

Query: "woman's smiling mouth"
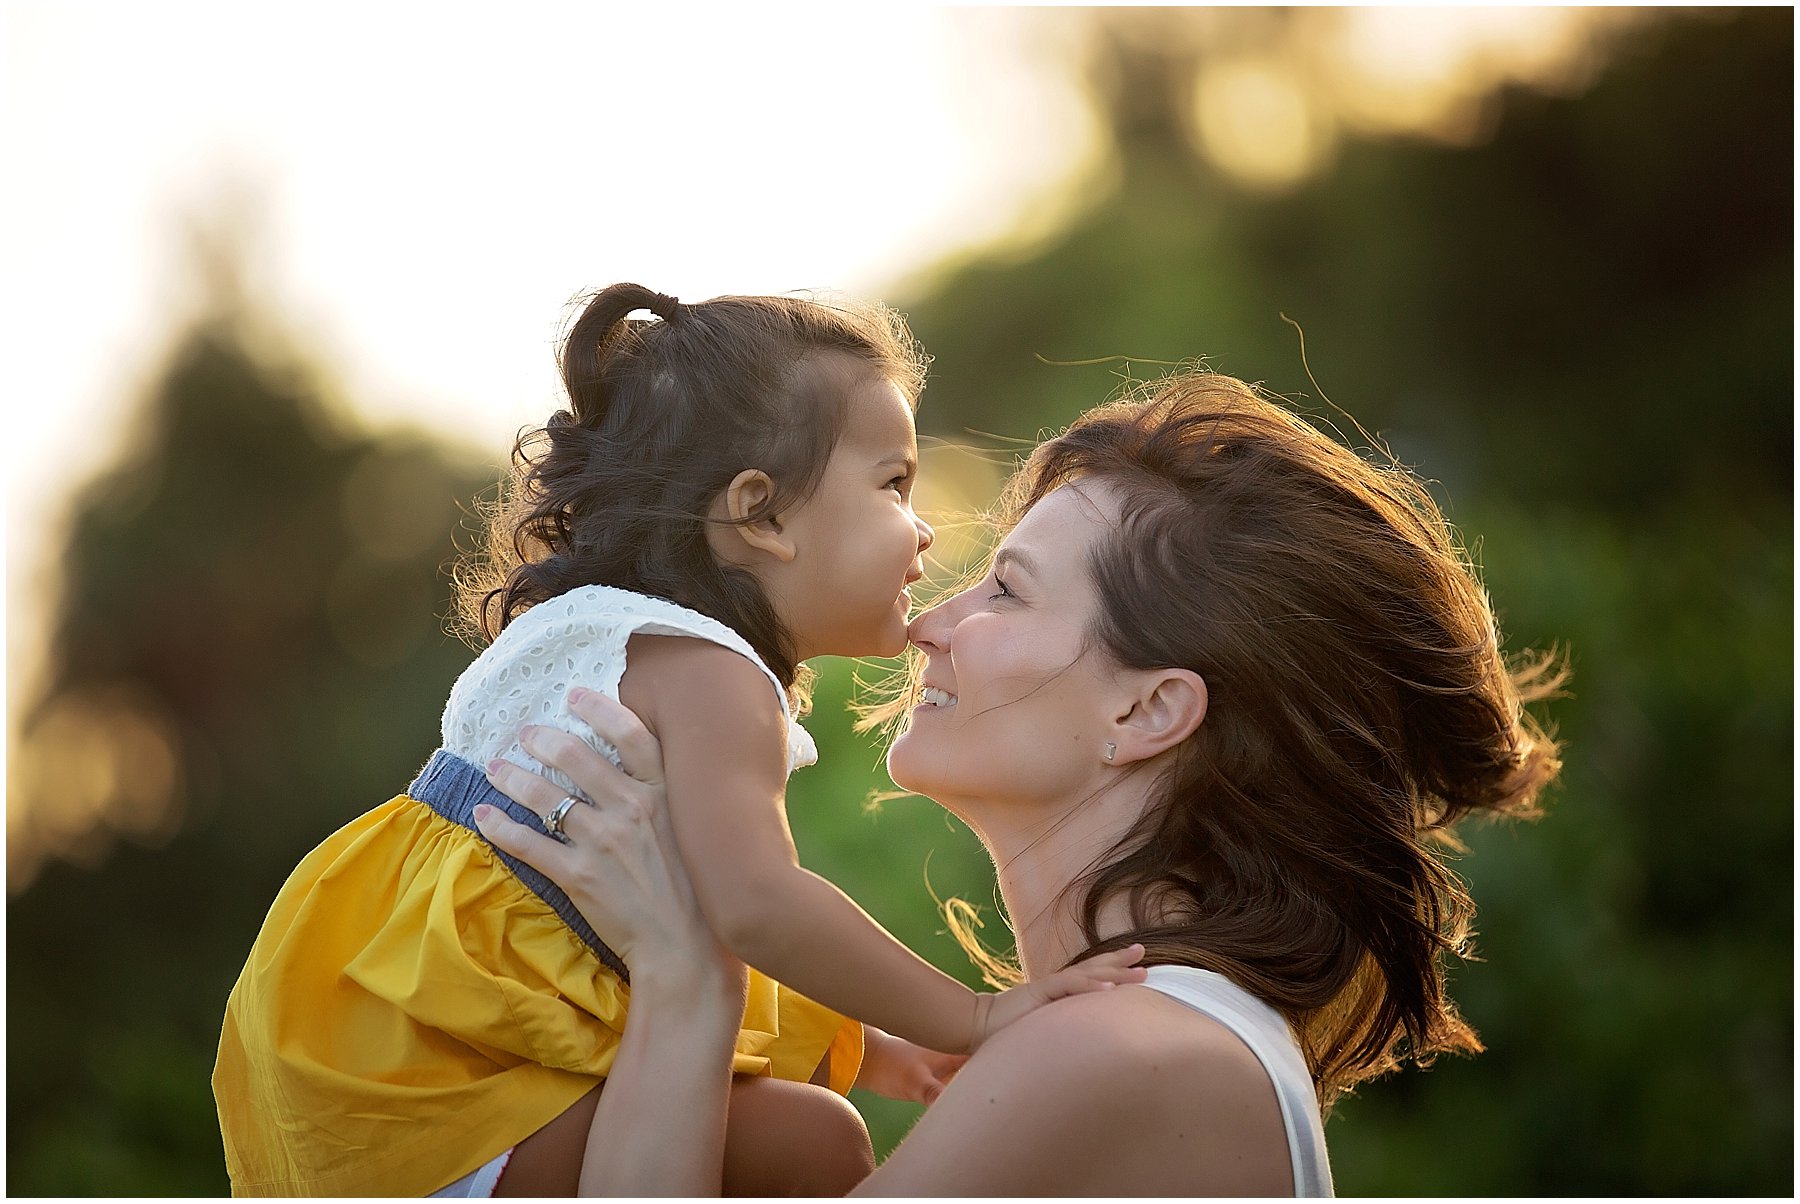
(919, 686, 957, 709)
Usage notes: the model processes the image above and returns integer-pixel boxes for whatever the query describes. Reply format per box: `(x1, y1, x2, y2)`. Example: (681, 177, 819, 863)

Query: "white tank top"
(1141, 965, 1335, 1197)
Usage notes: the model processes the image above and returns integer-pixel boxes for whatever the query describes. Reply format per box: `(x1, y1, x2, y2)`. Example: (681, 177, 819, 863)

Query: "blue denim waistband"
(408, 748, 629, 983)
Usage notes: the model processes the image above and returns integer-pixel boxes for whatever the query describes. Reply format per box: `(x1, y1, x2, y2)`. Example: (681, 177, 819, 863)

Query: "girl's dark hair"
(455, 283, 927, 704)
(999, 371, 1563, 1109)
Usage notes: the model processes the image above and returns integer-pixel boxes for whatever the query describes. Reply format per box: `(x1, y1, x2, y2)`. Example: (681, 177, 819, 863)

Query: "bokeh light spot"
(1191, 60, 1329, 191)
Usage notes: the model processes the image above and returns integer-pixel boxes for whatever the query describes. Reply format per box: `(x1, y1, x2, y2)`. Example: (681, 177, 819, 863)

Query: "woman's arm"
(576, 950, 741, 1194)
(476, 696, 743, 1196)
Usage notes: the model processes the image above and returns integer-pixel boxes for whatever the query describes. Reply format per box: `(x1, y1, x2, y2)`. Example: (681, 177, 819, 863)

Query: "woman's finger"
(489, 725, 663, 854)
(484, 752, 576, 819)
(473, 800, 573, 879)
(518, 722, 655, 815)
(522, 723, 623, 797)
(568, 688, 666, 786)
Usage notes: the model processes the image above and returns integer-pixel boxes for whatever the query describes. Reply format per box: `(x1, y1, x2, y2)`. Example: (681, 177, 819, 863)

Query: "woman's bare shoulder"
(999, 983, 1278, 1109)
(858, 986, 1293, 1196)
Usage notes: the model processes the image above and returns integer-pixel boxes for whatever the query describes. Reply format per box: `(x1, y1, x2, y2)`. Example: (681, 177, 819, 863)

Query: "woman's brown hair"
(995, 371, 1562, 1109)
(455, 283, 926, 705)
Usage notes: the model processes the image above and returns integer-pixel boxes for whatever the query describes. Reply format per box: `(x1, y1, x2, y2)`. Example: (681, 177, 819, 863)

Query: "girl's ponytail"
(559, 284, 684, 424)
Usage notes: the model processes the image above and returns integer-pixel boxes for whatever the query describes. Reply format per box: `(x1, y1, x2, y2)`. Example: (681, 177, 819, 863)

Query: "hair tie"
(646, 292, 682, 322)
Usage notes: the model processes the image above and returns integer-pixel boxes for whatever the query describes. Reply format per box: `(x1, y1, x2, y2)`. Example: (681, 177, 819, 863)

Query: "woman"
(476, 370, 1563, 1195)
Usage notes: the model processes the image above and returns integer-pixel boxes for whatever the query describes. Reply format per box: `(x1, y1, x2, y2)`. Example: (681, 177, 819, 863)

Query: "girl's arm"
(618, 636, 1138, 1054)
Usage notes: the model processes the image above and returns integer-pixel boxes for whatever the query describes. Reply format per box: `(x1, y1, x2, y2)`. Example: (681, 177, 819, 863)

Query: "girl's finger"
(568, 688, 666, 786)
(1075, 943, 1147, 972)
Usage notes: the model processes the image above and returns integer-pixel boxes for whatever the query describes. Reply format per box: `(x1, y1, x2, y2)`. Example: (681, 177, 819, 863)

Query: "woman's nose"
(906, 595, 949, 653)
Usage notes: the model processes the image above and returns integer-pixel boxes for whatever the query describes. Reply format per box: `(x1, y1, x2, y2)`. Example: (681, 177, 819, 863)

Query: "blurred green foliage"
(7, 8, 1790, 1196)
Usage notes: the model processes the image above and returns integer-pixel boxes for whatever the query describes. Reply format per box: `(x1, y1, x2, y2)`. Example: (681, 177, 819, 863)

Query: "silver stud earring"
(1103, 742, 1116, 762)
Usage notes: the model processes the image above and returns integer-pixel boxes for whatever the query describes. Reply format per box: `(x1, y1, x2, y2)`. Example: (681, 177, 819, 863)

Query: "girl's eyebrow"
(876, 453, 917, 473)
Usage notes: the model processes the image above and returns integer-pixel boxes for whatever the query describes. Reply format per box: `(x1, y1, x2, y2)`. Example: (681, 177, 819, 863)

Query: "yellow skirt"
(213, 752, 861, 1197)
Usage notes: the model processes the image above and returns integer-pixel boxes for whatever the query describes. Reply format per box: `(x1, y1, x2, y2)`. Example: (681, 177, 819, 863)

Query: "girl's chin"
(864, 619, 910, 660)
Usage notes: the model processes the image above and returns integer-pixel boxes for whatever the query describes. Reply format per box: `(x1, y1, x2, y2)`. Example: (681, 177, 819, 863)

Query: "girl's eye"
(887, 476, 907, 493)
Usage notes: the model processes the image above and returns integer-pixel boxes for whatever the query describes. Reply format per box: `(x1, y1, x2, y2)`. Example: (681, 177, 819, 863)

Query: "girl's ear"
(718, 468, 796, 563)
(1108, 669, 1208, 765)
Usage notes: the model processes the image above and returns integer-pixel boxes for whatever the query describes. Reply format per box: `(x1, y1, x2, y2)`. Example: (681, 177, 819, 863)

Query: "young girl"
(212, 284, 1144, 1197)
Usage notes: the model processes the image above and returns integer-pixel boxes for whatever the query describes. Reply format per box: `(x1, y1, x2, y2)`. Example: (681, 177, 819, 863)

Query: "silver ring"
(544, 795, 582, 842)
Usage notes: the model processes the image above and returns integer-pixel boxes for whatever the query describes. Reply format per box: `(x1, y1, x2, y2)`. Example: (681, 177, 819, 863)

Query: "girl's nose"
(914, 512, 935, 554)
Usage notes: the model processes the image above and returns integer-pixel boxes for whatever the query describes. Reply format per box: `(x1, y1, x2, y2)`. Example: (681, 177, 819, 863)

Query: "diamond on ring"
(544, 795, 581, 842)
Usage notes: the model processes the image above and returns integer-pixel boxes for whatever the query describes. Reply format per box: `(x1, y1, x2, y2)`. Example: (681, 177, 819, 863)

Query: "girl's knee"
(724, 1076, 874, 1196)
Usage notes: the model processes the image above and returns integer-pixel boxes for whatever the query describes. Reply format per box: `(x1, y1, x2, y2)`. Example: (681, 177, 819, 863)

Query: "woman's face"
(886, 479, 1127, 812)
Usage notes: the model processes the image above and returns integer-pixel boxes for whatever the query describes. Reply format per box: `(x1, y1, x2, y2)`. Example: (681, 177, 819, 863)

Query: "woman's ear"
(715, 468, 796, 563)
(1109, 668, 1208, 765)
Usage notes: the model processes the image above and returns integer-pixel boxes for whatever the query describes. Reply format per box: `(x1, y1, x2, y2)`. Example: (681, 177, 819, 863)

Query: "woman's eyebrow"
(995, 548, 1038, 578)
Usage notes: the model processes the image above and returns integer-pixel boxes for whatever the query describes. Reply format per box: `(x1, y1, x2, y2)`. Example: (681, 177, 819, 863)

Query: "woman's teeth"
(921, 687, 957, 708)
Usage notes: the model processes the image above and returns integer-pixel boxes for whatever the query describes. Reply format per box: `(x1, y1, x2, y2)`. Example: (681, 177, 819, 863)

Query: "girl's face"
(775, 369, 934, 660)
(886, 480, 1126, 811)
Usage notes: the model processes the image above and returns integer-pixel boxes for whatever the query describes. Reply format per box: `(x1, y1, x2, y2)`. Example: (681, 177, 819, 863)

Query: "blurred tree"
(6, 294, 494, 1193)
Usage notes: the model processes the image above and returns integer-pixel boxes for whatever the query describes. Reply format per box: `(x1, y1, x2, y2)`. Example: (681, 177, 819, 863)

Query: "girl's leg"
(494, 1086, 599, 1197)
(721, 1075, 874, 1197)
(495, 1075, 872, 1197)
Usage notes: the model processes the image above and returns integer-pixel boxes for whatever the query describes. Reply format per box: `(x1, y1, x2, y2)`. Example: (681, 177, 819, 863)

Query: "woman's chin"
(883, 731, 931, 795)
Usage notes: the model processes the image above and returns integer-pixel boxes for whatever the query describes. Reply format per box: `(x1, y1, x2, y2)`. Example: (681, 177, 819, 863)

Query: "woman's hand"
(474, 686, 739, 999)
(474, 686, 745, 1196)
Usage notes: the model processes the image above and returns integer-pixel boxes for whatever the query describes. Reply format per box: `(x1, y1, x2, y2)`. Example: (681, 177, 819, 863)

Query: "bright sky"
(1, 3, 1099, 715)
(4, 2, 1652, 882)
(2, 1, 1641, 759)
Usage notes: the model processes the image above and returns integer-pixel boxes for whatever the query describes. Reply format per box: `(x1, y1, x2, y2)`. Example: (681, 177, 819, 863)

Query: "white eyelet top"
(441, 585, 817, 800)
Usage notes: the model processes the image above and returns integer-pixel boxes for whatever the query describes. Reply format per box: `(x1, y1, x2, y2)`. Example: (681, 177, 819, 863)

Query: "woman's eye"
(989, 575, 1014, 601)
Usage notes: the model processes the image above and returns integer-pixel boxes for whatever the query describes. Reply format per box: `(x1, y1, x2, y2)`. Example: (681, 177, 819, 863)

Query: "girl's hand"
(973, 944, 1148, 1049)
(474, 687, 740, 997)
(856, 1026, 968, 1106)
